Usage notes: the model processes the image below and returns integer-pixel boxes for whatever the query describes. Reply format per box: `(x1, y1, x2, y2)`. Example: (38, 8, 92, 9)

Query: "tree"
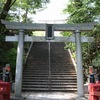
(0, 0, 49, 80)
(64, 0, 100, 23)
(8, 0, 49, 22)
(0, 0, 49, 27)
(63, 0, 100, 74)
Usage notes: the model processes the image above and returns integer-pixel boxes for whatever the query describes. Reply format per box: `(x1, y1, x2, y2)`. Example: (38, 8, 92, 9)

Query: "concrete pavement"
(11, 92, 88, 100)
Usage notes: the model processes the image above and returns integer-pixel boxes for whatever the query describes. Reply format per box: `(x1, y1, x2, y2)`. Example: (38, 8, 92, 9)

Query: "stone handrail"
(68, 49, 77, 72)
(24, 42, 33, 65)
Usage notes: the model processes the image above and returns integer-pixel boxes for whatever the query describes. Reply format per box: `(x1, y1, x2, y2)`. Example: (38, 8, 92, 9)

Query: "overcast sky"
(33, 0, 69, 23)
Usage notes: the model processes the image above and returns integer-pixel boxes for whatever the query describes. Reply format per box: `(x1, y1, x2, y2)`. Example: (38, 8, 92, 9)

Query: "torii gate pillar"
(75, 30, 84, 97)
(15, 30, 24, 97)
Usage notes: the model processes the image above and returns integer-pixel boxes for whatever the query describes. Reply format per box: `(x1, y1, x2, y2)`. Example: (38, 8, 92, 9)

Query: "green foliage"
(0, 0, 49, 81)
(63, 0, 100, 84)
(0, 49, 5, 64)
(92, 54, 100, 67)
(8, 0, 48, 22)
(62, 32, 76, 59)
(5, 48, 17, 68)
(4, 48, 17, 79)
(0, 34, 7, 65)
(63, 0, 100, 70)
(64, 0, 100, 23)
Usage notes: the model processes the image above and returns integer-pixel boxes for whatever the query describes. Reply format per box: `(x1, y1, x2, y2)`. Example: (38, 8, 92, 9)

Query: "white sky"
(33, 0, 69, 23)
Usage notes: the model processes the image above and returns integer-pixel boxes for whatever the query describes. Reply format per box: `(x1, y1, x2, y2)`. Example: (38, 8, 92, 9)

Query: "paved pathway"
(11, 92, 88, 100)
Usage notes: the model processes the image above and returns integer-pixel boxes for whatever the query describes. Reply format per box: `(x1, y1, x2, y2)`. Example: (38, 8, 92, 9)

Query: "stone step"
(22, 87, 49, 91)
(22, 82, 77, 85)
(26, 64, 74, 66)
(22, 79, 77, 82)
(23, 85, 49, 88)
(51, 85, 77, 88)
(23, 70, 74, 72)
(23, 74, 77, 77)
(23, 71, 49, 73)
(24, 69, 74, 71)
(23, 74, 76, 76)
(22, 77, 77, 80)
(23, 72, 76, 74)
(23, 73, 76, 76)
(24, 67, 74, 69)
(22, 87, 77, 92)
(25, 64, 74, 66)
(24, 69, 75, 74)
(24, 65, 74, 67)
(25, 66, 74, 68)
(22, 85, 77, 88)
(50, 88, 77, 91)
(51, 73, 76, 75)
(23, 73, 49, 75)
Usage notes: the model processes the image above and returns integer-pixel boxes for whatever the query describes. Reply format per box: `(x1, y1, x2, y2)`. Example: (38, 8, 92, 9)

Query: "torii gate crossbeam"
(1, 19, 96, 31)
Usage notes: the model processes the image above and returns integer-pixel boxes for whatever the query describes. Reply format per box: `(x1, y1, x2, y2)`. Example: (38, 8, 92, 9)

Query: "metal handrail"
(48, 41, 51, 90)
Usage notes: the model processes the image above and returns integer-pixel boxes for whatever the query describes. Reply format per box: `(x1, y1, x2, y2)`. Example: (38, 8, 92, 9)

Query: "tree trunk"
(0, 0, 12, 20)
(0, 0, 16, 33)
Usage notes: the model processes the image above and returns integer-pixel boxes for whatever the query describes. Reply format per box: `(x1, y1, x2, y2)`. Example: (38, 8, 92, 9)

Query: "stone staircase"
(22, 42, 77, 92)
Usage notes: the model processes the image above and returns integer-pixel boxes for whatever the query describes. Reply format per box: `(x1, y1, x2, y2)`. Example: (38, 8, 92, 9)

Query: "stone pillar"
(15, 30, 24, 97)
(75, 30, 84, 97)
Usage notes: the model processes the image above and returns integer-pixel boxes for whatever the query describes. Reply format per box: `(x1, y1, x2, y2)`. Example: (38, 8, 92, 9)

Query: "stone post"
(75, 30, 84, 97)
(15, 30, 24, 97)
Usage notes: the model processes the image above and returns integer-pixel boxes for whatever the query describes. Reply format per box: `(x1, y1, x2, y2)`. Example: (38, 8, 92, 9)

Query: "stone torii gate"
(1, 20, 97, 98)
